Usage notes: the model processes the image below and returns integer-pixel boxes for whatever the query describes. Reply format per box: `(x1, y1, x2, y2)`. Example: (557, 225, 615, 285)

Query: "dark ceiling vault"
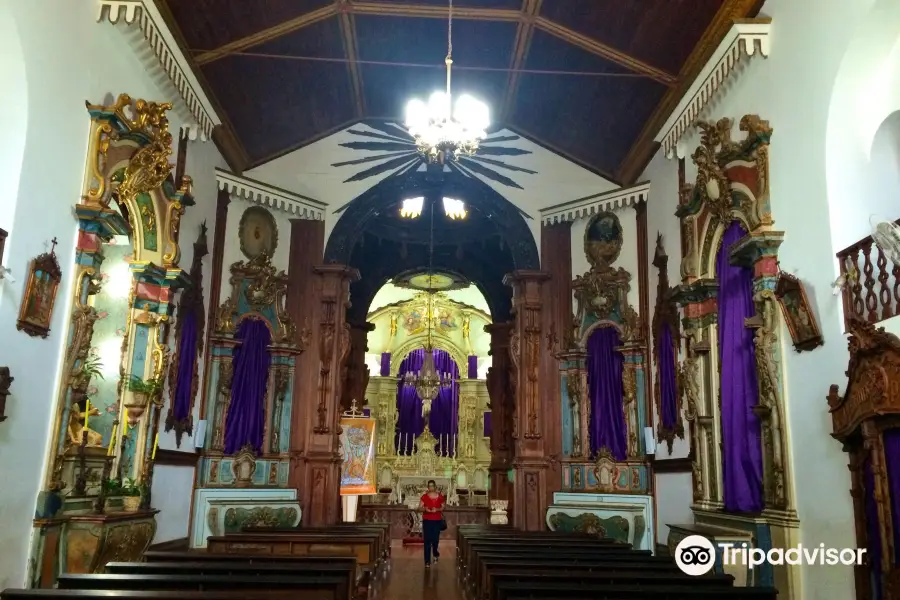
(325, 170, 538, 322)
(157, 0, 764, 183)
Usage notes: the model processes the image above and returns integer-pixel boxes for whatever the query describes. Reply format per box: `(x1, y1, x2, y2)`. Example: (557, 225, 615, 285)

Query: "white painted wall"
(0, 0, 225, 585)
(654, 472, 693, 546)
(246, 124, 619, 254)
(218, 199, 293, 301)
(570, 206, 640, 317)
(150, 465, 196, 543)
(643, 0, 900, 597)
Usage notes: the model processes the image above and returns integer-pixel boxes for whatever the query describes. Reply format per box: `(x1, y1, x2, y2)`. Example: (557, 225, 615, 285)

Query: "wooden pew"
(485, 568, 738, 600)
(56, 574, 350, 599)
(457, 527, 778, 600)
(243, 524, 391, 562)
(1, 591, 301, 599)
(206, 531, 377, 571)
(495, 581, 779, 599)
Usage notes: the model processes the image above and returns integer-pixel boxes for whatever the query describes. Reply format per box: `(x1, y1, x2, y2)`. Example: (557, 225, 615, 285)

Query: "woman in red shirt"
(418, 479, 445, 567)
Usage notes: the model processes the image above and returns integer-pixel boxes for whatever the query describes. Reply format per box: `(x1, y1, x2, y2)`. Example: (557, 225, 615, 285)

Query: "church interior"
(1, 0, 900, 599)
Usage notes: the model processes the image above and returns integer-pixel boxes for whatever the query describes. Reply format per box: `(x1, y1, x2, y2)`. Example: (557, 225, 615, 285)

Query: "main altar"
(356, 290, 494, 539)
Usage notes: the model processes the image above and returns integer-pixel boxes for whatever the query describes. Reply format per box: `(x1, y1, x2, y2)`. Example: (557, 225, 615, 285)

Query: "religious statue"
(389, 312, 398, 338)
(68, 401, 103, 446)
(462, 315, 471, 340)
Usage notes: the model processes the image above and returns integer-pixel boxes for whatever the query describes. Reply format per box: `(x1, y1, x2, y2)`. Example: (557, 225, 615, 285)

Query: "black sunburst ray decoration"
(332, 120, 537, 189)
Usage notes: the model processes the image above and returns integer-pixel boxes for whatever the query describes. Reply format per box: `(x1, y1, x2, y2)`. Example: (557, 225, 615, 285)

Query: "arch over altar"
(361, 286, 492, 515)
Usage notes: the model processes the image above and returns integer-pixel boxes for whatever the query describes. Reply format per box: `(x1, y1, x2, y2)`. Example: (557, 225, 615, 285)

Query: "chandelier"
(400, 199, 451, 414)
(404, 0, 489, 164)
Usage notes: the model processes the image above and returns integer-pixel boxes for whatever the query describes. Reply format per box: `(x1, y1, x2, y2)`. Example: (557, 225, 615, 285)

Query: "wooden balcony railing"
(836, 218, 900, 328)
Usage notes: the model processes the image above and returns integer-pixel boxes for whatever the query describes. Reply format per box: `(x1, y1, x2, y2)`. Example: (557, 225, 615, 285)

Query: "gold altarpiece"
(665, 116, 799, 595)
(362, 292, 491, 507)
(28, 95, 193, 587)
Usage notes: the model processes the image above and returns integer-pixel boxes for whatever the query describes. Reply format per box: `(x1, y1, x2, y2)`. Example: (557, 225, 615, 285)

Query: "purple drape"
(659, 322, 679, 430)
(865, 457, 883, 596)
(395, 349, 459, 456)
(883, 429, 900, 564)
(430, 350, 460, 456)
(483, 411, 492, 438)
(717, 221, 764, 513)
(587, 326, 627, 460)
(172, 311, 198, 422)
(380, 352, 391, 377)
(223, 319, 271, 455)
(468, 355, 478, 379)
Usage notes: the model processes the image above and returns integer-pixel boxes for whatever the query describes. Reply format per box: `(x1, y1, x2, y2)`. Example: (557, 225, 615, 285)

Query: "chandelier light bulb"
(405, 99, 429, 133)
(428, 91, 451, 121)
(455, 94, 489, 134)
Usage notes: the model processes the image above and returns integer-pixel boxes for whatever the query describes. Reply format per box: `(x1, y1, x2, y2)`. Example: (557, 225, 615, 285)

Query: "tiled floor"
(381, 541, 463, 600)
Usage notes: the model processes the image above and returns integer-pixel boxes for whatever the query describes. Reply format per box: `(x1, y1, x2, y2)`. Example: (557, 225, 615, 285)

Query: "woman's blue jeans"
(422, 519, 441, 564)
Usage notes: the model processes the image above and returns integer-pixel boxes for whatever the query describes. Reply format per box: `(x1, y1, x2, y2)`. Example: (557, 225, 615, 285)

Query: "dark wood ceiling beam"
(534, 18, 675, 86)
(348, 2, 521, 21)
(337, 1, 366, 117)
(151, 0, 251, 171)
(500, 0, 541, 122)
(194, 4, 338, 65)
(616, 1, 765, 184)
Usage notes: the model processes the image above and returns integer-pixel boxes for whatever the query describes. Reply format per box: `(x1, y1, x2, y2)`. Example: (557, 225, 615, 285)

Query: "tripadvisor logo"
(674, 535, 866, 576)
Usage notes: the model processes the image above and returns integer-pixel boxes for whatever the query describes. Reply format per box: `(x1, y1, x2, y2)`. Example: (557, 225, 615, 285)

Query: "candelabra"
(72, 431, 89, 497)
(93, 455, 114, 514)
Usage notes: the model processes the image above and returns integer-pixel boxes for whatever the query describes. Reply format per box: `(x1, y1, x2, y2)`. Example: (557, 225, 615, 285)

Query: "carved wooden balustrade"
(837, 218, 900, 328)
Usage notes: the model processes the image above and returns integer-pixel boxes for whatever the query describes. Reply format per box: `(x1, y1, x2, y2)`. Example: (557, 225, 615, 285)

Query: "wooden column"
(197, 188, 230, 421)
(285, 219, 325, 524)
(485, 321, 514, 503)
(539, 222, 572, 510)
(300, 264, 358, 526)
(341, 321, 375, 412)
(635, 200, 652, 432)
(504, 270, 550, 531)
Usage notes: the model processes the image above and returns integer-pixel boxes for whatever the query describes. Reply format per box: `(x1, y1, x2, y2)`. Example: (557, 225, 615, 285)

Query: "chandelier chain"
(446, 0, 453, 97)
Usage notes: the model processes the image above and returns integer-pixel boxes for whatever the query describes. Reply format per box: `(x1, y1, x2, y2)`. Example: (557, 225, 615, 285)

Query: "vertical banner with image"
(339, 416, 377, 495)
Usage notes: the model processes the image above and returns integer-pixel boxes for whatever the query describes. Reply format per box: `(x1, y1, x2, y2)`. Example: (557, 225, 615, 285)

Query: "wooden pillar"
(539, 222, 572, 510)
(503, 270, 550, 531)
(485, 321, 514, 503)
(341, 321, 375, 412)
(302, 264, 359, 526)
(197, 188, 231, 421)
(285, 219, 325, 524)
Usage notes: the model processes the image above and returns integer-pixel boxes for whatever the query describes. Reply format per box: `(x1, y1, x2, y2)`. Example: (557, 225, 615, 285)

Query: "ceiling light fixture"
(404, 0, 489, 164)
(442, 197, 467, 220)
(400, 197, 424, 218)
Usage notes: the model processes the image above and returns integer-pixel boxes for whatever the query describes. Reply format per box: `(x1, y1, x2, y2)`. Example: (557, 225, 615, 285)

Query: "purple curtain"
(429, 350, 460, 456)
(380, 352, 391, 377)
(483, 411, 492, 438)
(883, 429, 900, 564)
(172, 311, 198, 422)
(717, 221, 764, 513)
(865, 457, 883, 596)
(659, 322, 679, 430)
(468, 355, 478, 379)
(587, 326, 627, 460)
(394, 349, 459, 456)
(396, 349, 425, 455)
(223, 319, 271, 455)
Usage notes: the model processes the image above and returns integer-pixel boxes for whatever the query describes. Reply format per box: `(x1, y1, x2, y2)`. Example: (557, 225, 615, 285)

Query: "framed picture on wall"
(16, 238, 62, 339)
(775, 271, 824, 352)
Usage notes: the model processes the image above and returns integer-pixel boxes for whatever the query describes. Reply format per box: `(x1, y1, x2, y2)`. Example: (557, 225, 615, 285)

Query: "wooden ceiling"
(158, 0, 763, 183)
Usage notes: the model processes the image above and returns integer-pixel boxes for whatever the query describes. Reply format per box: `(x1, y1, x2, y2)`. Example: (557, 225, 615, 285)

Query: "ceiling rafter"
(151, 0, 251, 171)
(616, 0, 766, 184)
(533, 18, 675, 86)
(500, 0, 542, 122)
(194, 4, 338, 65)
(348, 2, 520, 21)
(190, 1, 666, 87)
(337, 0, 366, 117)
